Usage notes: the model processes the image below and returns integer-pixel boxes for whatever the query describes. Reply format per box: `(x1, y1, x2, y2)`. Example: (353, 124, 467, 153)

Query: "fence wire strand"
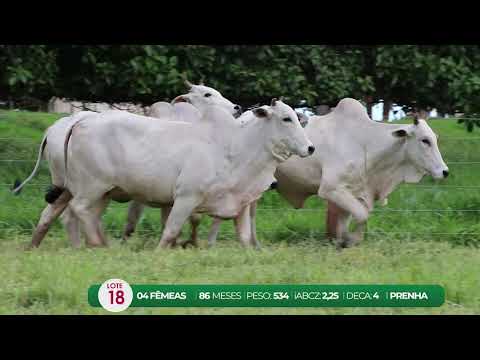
(2, 129, 480, 240)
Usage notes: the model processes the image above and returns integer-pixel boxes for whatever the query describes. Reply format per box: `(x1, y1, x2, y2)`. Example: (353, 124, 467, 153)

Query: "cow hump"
(333, 98, 369, 121)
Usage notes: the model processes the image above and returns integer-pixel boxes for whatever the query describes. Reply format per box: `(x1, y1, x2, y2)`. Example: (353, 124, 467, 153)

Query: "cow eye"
(204, 93, 212, 97)
(283, 117, 292, 122)
(421, 139, 431, 146)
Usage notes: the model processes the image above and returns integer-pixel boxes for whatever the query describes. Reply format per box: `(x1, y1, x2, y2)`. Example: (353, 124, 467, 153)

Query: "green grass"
(1, 235, 478, 314)
(1, 110, 479, 314)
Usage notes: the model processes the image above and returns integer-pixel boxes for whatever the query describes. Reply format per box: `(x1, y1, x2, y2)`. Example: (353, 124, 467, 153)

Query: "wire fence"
(1, 131, 480, 242)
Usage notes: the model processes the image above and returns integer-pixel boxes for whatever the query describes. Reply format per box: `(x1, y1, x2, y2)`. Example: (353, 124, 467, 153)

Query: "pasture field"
(0, 110, 479, 314)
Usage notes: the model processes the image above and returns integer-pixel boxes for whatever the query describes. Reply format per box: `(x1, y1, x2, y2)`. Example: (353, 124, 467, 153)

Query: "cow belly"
(200, 191, 260, 219)
(275, 170, 318, 209)
(112, 170, 177, 205)
(105, 187, 173, 207)
(106, 187, 132, 203)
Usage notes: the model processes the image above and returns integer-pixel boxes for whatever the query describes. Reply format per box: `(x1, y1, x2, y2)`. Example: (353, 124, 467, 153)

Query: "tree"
(0, 45, 58, 110)
(1, 45, 375, 110)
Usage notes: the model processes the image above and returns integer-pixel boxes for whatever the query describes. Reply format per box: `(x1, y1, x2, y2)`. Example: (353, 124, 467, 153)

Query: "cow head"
(251, 98, 315, 160)
(392, 117, 449, 180)
(171, 80, 242, 118)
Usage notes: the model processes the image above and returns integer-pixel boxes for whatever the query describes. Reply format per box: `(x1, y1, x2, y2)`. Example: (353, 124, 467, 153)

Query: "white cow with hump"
(149, 80, 242, 121)
(205, 108, 310, 248)
(122, 81, 244, 245)
(13, 81, 242, 248)
(37, 99, 313, 249)
(272, 98, 449, 248)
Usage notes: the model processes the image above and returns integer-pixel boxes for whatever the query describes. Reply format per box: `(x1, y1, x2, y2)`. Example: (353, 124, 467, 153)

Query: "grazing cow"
(272, 98, 449, 248)
(37, 99, 313, 249)
(13, 81, 242, 248)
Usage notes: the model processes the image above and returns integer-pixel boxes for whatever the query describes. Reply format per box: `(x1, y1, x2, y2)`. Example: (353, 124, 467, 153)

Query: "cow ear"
(171, 94, 190, 104)
(413, 114, 419, 125)
(252, 107, 269, 118)
(297, 112, 309, 127)
(392, 128, 411, 138)
(271, 98, 278, 106)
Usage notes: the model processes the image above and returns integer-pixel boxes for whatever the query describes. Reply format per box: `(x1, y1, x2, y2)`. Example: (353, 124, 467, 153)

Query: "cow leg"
(326, 201, 341, 239)
(181, 214, 202, 248)
(160, 206, 179, 247)
(161, 206, 171, 228)
(60, 206, 82, 248)
(319, 187, 369, 249)
(348, 221, 367, 247)
(249, 202, 261, 249)
(207, 218, 223, 248)
(334, 208, 353, 249)
(29, 190, 73, 249)
(69, 196, 109, 248)
(157, 196, 201, 250)
(92, 197, 110, 247)
(234, 205, 252, 247)
(122, 201, 145, 242)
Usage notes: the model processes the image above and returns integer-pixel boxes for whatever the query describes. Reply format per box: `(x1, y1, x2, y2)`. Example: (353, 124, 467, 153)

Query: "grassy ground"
(0, 110, 479, 314)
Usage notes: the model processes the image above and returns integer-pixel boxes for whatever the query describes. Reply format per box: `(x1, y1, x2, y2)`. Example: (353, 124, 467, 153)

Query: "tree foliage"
(0, 45, 58, 108)
(2, 45, 480, 119)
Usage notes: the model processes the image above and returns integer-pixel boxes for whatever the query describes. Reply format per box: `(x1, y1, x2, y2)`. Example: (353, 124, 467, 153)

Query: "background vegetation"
(3, 45, 480, 121)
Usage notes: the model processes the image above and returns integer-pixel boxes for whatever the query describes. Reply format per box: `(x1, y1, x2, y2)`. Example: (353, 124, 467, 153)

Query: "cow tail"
(12, 133, 48, 195)
(63, 123, 76, 190)
(44, 122, 77, 205)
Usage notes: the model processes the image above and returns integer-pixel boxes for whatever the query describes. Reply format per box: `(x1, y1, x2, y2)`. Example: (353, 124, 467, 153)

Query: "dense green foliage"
(1, 110, 480, 314)
(3, 45, 480, 116)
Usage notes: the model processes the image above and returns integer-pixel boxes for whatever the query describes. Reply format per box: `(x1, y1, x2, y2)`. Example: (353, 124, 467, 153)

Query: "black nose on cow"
(234, 105, 241, 111)
(443, 170, 449, 178)
(308, 145, 315, 155)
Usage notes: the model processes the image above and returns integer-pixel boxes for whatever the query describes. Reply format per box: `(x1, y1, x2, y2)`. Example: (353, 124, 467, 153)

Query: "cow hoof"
(338, 234, 361, 249)
(335, 236, 353, 250)
(86, 243, 107, 249)
(24, 243, 36, 251)
(181, 240, 199, 249)
(156, 241, 175, 250)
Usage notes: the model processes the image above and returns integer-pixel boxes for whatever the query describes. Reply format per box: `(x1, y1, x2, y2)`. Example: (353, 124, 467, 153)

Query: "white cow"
(13, 111, 98, 248)
(37, 99, 313, 249)
(150, 80, 242, 121)
(122, 82, 243, 245)
(205, 109, 309, 248)
(270, 98, 449, 248)
(13, 81, 242, 248)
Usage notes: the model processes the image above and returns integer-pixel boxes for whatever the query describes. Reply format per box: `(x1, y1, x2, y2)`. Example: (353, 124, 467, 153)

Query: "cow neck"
(228, 118, 278, 183)
(363, 122, 411, 200)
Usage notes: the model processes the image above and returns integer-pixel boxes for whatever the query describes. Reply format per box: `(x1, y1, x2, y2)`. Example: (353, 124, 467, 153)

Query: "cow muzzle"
(298, 143, 315, 158)
(431, 166, 449, 180)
